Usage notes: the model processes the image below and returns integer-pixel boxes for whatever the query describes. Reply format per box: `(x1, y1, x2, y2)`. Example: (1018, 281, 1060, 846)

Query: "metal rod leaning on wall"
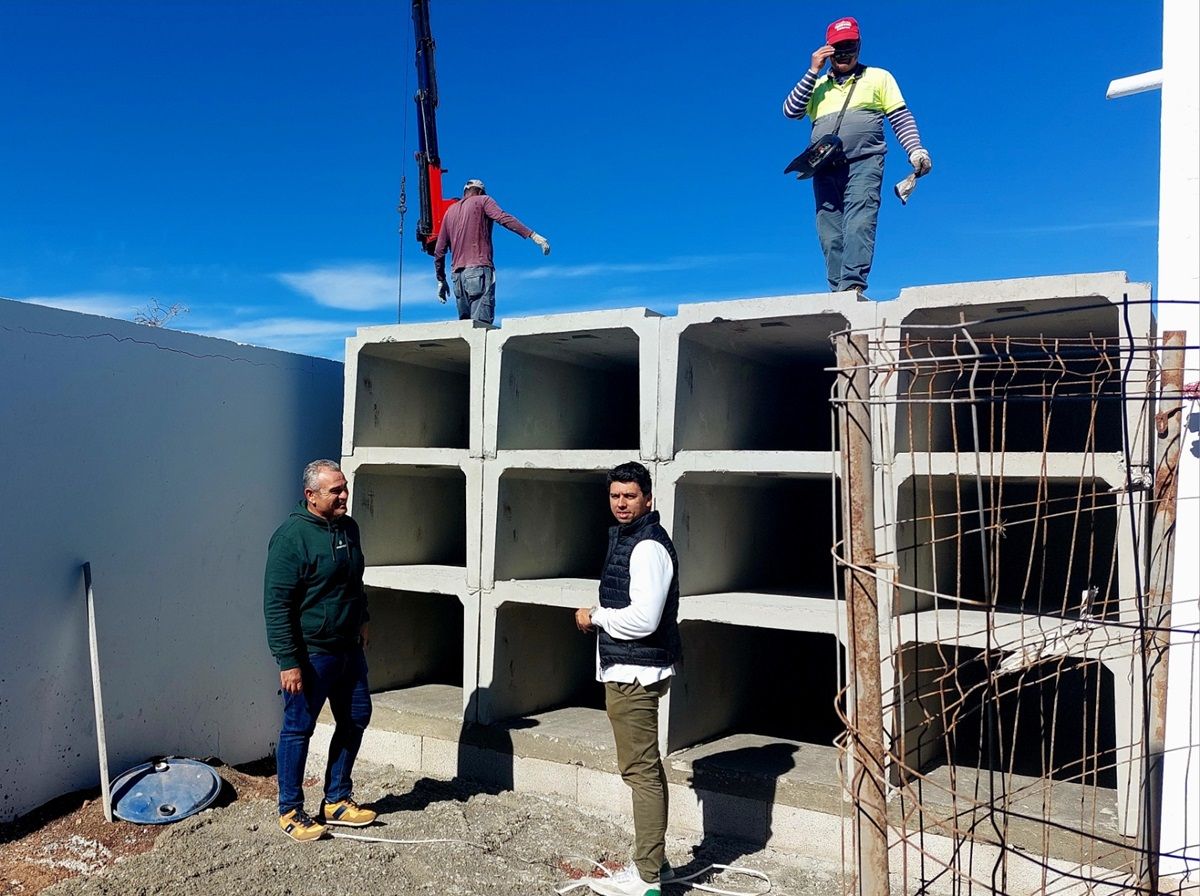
(83, 562, 113, 823)
(1138, 329, 1186, 891)
(835, 332, 891, 896)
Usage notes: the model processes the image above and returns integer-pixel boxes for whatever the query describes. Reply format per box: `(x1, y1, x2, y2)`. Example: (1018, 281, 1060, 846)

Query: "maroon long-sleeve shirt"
(434, 194, 533, 280)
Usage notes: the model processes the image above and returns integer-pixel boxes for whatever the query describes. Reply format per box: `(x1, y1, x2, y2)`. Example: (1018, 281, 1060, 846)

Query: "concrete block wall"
(339, 271, 1156, 852)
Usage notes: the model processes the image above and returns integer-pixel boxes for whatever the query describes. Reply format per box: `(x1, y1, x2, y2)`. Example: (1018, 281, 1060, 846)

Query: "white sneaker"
(588, 865, 660, 896)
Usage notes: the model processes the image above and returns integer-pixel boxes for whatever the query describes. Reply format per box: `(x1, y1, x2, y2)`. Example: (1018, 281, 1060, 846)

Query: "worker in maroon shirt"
(433, 178, 550, 325)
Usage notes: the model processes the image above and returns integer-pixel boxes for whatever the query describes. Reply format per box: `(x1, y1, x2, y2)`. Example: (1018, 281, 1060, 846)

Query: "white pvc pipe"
(83, 562, 113, 823)
(1106, 69, 1164, 99)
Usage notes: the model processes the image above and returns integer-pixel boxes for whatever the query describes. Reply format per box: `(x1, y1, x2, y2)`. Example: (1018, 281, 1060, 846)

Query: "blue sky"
(1, 1, 1163, 360)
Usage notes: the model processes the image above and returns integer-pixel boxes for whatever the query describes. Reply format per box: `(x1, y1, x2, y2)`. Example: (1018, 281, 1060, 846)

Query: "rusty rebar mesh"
(831, 309, 1200, 896)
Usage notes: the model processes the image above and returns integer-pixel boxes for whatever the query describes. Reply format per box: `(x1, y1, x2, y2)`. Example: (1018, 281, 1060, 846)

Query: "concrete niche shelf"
(365, 586, 476, 720)
(658, 296, 859, 460)
(344, 321, 488, 457)
(481, 460, 628, 593)
(483, 308, 662, 458)
(893, 474, 1122, 619)
(662, 469, 839, 603)
(347, 456, 482, 591)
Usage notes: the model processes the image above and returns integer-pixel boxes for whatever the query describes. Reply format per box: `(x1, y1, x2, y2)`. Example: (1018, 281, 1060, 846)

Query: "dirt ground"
(1, 758, 841, 896)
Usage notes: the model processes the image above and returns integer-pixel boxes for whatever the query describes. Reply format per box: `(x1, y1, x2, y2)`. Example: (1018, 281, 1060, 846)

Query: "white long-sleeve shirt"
(591, 539, 675, 685)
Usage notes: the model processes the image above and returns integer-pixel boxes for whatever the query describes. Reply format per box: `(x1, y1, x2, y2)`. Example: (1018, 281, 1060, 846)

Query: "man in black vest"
(576, 461, 682, 896)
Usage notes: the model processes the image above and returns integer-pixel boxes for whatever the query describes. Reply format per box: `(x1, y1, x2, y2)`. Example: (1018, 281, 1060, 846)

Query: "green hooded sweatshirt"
(263, 500, 368, 671)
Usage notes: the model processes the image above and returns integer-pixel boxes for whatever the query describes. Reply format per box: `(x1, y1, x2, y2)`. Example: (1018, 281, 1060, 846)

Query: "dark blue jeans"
(452, 265, 496, 325)
(276, 648, 371, 815)
(813, 153, 884, 293)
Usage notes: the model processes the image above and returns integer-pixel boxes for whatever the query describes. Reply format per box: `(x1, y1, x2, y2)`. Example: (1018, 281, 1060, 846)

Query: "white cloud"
(20, 292, 145, 320)
(275, 254, 764, 312)
(502, 254, 760, 284)
(505, 260, 693, 282)
(276, 263, 442, 311)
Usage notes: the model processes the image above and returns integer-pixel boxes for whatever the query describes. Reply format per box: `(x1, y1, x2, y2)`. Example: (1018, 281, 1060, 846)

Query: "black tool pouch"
(784, 69, 862, 180)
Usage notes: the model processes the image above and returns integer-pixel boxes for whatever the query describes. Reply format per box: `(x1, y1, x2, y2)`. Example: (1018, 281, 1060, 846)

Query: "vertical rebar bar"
(1138, 330, 1186, 890)
(837, 332, 891, 896)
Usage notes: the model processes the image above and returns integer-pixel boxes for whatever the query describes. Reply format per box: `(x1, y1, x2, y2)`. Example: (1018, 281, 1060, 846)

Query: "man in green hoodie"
(264, 459, 376, 841)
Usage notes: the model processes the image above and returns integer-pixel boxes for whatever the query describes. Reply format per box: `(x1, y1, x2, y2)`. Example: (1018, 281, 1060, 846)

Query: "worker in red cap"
(782, 16, 931, 299)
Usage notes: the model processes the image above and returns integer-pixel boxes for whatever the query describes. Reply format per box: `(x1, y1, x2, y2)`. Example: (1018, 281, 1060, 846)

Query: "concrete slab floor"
(339, 695, 1135, 852)
(357, 691, 847, 810)
(904, 764, 1132, 871)
(370, 684, 465, 741)
(669, 732, 844, 815)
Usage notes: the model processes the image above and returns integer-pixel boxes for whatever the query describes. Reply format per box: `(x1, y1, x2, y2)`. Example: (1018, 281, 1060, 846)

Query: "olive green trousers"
(604, 678, 671, 882)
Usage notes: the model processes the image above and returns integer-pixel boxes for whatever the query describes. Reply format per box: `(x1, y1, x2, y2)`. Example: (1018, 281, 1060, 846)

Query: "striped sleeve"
(782, 70, 819, 119)
(886, 106, 924, 155)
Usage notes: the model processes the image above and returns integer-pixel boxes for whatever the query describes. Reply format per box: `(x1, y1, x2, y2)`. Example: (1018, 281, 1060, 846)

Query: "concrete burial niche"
(894, 276, 1153, 455)
(669, 471, 838, 599)
(668, 623, 845, 756)
(350, 464, 468, 568)
(666, 311, 849, 455)
(894, 475, 1120, 617)
(479, 599, 604, 723)
(894, 642, 1117, 790)
(485, 309, 661, 456)
(489, 467, 613, 583)
(344, 322, 486, 456)
(365, 587, 465, 692)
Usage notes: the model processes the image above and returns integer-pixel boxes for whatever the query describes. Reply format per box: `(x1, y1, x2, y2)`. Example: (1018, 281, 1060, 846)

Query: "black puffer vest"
(598, 510, 682, 669)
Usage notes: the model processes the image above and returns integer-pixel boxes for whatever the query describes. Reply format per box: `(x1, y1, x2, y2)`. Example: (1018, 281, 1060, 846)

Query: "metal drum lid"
(110, 757, 223, 824)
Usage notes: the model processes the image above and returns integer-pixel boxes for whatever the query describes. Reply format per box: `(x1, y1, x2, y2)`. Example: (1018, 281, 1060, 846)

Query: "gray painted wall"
(0, 298, 343, 822)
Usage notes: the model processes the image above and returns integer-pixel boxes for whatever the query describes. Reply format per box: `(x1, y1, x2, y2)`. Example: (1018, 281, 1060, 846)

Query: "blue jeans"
(813, 153, 884, 293)
(452, 265, 496, 325)
(276, 648, 371, 815)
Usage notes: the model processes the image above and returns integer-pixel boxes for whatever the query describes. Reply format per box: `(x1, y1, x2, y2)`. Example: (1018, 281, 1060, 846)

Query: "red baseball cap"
(826, 17, 861, 45)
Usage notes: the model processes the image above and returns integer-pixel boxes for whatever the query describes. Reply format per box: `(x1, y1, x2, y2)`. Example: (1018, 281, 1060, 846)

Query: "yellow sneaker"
(319, 798, 376, 827)
(278, 808, 327, 842)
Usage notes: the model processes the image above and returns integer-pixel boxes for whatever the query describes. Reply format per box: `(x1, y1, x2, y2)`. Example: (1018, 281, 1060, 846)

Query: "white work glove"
(530, 232, 551, 256)
(437, 279, 449, 304)
(909, 148, 932, 176)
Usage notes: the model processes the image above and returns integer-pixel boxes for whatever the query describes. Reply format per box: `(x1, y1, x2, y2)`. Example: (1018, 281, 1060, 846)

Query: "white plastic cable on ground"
(554, 856, 771, 896)
(328, 830, 488, 850)
(328, 833, 771, 894)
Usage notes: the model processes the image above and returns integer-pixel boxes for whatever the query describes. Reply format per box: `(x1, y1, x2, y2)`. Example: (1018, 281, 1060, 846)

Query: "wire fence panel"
(832, 300, 1199, 895)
